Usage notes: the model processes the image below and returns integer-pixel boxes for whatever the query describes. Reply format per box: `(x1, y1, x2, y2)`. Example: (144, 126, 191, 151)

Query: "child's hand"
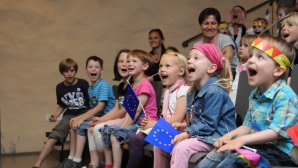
(88, 116, 102, 128)
(213, 134, 232, 148)
(140, 116, 150, 129)
(49, 114, 58, 122)
(87, 125, 94, 132)
(172, 122, 187, 132)
(141, 116, 155, 130)
(216, 138, 244, 153)
(70, 117, 83, 130)
(171, 132, 190, 145)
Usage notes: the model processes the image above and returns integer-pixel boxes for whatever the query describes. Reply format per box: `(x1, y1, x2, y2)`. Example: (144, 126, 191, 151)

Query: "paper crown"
(253, 21, 268, 27)
(219, 23, 228, 29)
(251, 37, 291, 70)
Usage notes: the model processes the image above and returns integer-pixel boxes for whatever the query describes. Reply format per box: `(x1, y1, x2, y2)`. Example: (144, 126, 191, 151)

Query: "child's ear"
(273, 66, 285, 77)
(178, 68, 185, 76)
(143, 63, 149, 71)
(207, 64, 217, 74)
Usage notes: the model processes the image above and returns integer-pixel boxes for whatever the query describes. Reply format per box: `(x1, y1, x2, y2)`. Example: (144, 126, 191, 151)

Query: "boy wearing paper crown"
(252, 18, 270, 36)
(218, 21, 230, 35)
(196, 35, 298, 168)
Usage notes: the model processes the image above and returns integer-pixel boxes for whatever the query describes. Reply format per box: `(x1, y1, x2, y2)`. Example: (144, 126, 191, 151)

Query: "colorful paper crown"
(219, 23, 228, 29)
(251, 37, 291, 70)
(253, 21, 268, 27)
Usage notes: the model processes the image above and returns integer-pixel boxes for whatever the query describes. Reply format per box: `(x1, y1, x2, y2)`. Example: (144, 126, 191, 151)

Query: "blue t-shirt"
(88, 78, 116, 116)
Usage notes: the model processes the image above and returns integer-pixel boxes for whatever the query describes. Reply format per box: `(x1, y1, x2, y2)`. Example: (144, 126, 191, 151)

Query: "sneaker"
(64, 160, 83, 168)
(83, 164, 104, 168)
(55, 158, 72, 168)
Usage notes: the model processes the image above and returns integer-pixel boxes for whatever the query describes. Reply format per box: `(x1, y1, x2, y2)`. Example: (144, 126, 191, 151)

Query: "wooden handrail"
(182, 0, 274, 48)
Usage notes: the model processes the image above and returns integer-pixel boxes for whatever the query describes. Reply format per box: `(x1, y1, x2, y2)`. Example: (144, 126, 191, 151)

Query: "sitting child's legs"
(171, 137, 213, 168)
(126, 133, 147, 168)
(153, 146, 171, 168)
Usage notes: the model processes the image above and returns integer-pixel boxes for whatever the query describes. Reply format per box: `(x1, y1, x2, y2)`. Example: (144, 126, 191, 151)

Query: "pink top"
(133, 78, 158, 122)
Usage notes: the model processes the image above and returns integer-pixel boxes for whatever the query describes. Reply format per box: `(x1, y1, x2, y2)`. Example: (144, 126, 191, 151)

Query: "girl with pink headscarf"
(170, 43, 237, 168)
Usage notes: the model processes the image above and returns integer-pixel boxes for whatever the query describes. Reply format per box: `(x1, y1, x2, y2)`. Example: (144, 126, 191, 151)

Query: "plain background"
(0, 0, 279, 154)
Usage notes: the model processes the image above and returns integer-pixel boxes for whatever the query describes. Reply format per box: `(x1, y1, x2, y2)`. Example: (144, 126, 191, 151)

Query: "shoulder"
(56, 81, 65, 89)
(218, 34, 234, 48)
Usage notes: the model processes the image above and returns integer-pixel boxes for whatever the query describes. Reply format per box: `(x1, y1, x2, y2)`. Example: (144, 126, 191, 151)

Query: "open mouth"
(121, 68, 127, 72)
(91, 73, 97, 77)
(248, 68, 257, 77)
(233, 15, 238, 19)
(282, 33, 289, 39)
(187, 67, 195, 74)
(160, 74, 168, 79)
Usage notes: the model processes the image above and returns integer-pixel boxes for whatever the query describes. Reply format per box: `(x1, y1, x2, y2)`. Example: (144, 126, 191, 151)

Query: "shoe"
(83, 163, 105, 168)
(55, 159, 72, 168)
(64, 160, 83, 168)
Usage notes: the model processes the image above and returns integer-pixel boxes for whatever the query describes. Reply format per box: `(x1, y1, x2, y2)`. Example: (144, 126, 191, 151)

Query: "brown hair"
(59, 58, 78, 74)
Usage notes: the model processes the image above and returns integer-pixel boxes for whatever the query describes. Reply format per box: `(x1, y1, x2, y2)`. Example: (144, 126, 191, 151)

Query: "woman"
(195, 7, 238, 79)
(146, 28, 166, 81)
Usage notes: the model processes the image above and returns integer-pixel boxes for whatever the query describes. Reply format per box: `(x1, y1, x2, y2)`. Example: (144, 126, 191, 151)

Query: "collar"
(250, 79, 285, 100)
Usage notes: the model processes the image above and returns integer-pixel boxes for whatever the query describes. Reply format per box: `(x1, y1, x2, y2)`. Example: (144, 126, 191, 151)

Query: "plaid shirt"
(243, 79, 298, 155)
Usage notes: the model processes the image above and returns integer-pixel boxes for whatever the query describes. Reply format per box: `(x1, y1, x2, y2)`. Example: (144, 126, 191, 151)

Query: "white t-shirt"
(164, 85, 189, 118)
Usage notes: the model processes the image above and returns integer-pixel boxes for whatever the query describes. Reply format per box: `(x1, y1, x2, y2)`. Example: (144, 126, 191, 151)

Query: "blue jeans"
(196, 144, 297, 168)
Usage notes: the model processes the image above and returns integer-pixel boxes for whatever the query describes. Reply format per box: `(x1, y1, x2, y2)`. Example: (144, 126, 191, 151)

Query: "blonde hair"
(217, 58, 233, 92)
(162, 52, 188, 81)
(282, 12, 298, 48)
(240, 35, 257, 62)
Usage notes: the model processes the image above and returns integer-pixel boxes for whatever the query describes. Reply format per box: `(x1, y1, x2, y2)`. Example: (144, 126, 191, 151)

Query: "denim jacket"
(184, 76, 236, 145)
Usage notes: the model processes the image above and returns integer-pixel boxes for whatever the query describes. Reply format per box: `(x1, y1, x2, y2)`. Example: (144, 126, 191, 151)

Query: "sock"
(73, 157, 82, 163)
(68, 156, 74, 160)
(105, 165, 113, 168)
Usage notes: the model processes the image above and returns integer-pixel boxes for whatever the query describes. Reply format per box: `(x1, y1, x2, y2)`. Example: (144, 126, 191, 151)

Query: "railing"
(181, 0, 274, 48)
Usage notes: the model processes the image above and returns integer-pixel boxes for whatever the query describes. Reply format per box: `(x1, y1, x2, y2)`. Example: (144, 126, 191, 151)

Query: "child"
(32, 58, 90, 168)
(84, 49, 131, 168)
(276, 4, 295, 38)
(252, 18, 270, 36)
(230, 35, 257, 104)
(170, 43, 237, 168)
(196, 36, 298, 167)
(61, 56, 116, 168)
(218, 21, 230, 35)
(281, 12, 298, 83)
(134, 52, 189, 168)
(101, 49, 158, 168)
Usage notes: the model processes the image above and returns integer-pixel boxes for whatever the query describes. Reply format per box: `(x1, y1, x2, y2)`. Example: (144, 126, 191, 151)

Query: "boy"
(218, 21, 230, 35)
(196, 36, 298, 167)
(33, 58, 90, 168)
(252, 18, 269, 36)
(58, 56, 116, 168)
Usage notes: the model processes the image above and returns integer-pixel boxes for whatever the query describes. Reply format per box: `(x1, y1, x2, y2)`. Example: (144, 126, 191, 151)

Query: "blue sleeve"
(185, 91, 225, 136)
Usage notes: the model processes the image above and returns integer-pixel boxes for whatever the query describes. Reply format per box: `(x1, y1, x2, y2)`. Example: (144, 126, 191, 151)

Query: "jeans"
(196, 144, 297, 168)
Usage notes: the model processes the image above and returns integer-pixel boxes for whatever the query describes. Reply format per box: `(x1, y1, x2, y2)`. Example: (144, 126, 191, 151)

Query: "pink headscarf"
(191, 43, 223, 73)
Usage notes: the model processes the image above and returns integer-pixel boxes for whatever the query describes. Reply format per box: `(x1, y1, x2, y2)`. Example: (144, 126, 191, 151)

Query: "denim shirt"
(184, 76, 236, 145)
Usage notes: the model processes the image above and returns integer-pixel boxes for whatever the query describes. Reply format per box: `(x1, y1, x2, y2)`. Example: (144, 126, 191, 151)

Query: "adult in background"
(195, 7, 239, 79)
(147, 28, 166, 81)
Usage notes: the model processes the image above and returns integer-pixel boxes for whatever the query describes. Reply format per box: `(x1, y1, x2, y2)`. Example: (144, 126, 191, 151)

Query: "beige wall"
(0, 0, 273, 154)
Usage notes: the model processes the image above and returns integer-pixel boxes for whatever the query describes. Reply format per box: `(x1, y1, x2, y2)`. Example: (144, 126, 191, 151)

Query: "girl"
(83, 49, 130, 168)
(281, 12, 298, 83)
(101, 49, 158, 168)
(147, 29, 166, 81)
(133, 52, 189, 168)
(230, 35, 257, 104)
(170, 43, 237, 168)
(276, 4, 294, 38)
